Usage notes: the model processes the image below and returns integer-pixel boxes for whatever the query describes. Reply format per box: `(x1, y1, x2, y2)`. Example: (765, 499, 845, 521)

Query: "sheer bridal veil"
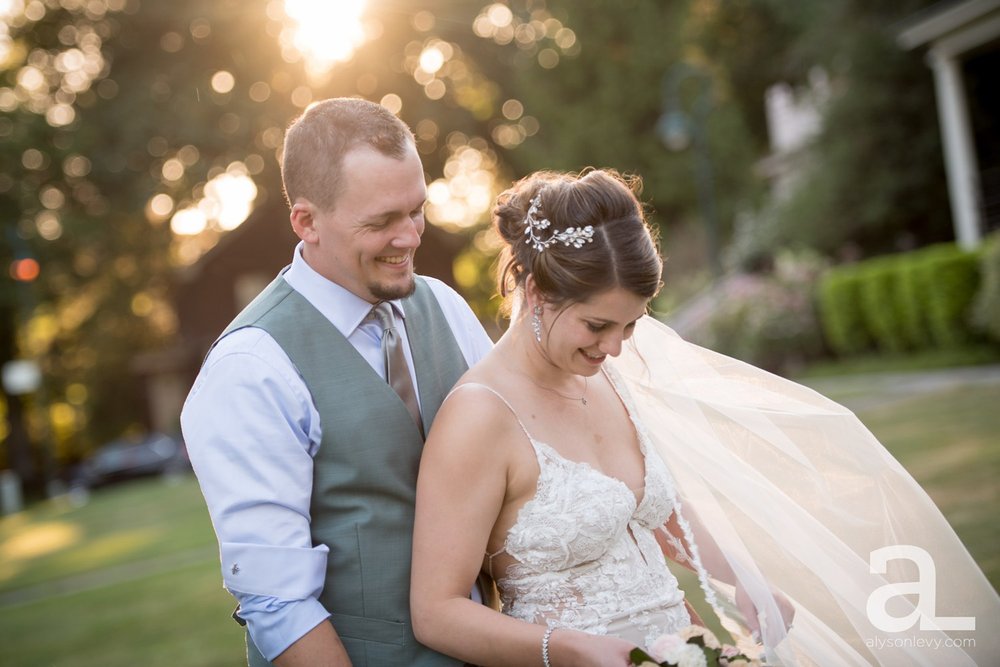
(611, 316, 999, 666)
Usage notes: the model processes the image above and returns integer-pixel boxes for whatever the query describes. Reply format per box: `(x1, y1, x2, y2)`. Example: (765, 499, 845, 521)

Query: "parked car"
(79, 432, 189, 488)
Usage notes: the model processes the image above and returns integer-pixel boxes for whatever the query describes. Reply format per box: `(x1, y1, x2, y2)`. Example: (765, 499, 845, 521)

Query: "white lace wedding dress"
(469, 374, 707, 650)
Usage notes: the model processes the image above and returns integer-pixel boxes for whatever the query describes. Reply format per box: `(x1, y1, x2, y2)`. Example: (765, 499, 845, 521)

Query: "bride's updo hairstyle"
(494, 169, 662, 311)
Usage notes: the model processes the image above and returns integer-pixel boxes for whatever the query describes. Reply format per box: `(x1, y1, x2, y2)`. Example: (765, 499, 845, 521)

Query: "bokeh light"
(210, 70, 235, 94)
(425, 136, 505, 232)
(380, 93, 402, 115)
(36, 210, 62, 240)
(473, 3, 579, 61)
(170, 162, 258, 238)
(161, 158, 184, 182)
(170, 207, 207, 236)
(146, 193, 175, 222)
(0, 2, 111, 127)
(205, 167, 258, 230)
(10, 257, 41, 282)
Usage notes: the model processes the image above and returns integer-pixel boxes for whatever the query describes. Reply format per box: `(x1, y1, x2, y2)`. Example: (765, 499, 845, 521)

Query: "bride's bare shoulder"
(430, 364, 521, 447)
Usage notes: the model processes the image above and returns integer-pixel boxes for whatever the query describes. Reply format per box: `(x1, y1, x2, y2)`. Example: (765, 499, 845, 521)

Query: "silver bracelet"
(541, 626, 555, 667)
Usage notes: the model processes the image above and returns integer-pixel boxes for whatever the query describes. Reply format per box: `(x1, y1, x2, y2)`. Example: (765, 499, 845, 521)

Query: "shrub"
(972, 233, 1000, 343)
(896, 257, 932, 349)
(917, 244, 981, 348)
(858, 258, 908, 353)
(817, 243, 984, 358)
(699, 249, 827, 373)
(817, 266, 871, 356)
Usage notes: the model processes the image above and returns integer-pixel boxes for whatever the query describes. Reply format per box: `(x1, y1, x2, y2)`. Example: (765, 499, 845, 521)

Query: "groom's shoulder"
(415, 274, 482, 326)
(417, 274, 463, 304)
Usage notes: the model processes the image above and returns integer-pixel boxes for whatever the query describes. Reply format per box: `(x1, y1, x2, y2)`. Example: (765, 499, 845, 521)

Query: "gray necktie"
(373, 302, 424, 435)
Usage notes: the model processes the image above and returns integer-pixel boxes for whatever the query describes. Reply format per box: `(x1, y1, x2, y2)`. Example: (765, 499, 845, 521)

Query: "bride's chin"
(573, 356, 605, 376)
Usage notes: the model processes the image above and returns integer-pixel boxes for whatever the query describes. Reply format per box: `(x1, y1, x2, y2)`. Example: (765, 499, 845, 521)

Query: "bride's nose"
(598, 331, 624, 357)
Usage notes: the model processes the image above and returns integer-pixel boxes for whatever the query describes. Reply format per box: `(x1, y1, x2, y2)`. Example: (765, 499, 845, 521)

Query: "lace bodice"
(470, 371, 694, 648)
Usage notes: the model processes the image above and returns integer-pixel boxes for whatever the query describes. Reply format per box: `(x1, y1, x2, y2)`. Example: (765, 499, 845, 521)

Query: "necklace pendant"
(581, 397, 587, 406)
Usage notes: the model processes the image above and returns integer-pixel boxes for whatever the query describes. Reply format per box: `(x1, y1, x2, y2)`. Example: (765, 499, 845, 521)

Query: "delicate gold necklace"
(527, 375, 588, 406)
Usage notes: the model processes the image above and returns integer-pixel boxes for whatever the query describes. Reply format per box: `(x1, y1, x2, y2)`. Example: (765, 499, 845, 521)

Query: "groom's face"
(295, 143, 427, 303)
(543, 287, 648, 375)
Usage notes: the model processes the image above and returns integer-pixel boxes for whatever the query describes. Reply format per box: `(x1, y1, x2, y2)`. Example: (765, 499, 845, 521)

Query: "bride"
(409, 169, 999, 666)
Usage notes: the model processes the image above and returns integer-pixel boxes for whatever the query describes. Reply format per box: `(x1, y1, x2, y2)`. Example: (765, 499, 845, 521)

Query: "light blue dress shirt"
(181, 243, 493, 660)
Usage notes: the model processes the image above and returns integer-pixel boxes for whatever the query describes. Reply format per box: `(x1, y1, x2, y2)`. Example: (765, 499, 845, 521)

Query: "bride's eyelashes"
(584, 319, 640, 334)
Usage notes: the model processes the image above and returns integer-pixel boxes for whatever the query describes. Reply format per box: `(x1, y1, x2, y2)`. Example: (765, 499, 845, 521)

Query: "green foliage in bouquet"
(628, 626, 763, 667)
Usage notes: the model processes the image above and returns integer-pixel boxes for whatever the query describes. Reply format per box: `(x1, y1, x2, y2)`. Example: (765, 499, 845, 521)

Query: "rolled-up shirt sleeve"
(181, 327, 329, 661)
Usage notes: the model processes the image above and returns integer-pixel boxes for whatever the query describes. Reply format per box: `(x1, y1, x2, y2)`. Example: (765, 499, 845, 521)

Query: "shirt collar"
(283, 242, 406, 336)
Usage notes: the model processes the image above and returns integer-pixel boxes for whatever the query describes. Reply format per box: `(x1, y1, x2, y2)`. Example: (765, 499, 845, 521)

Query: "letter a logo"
(867, 545, 975, 632)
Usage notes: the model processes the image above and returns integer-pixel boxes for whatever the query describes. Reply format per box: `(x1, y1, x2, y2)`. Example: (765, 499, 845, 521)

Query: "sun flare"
(281, 0, 369, 75)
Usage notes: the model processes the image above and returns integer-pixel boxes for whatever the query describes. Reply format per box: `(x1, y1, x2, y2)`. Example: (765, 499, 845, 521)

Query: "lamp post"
(657, 62, 723, 280)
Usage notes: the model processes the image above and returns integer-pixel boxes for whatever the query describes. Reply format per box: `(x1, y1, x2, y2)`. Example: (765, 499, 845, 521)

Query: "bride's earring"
(531, 305, 543, 343)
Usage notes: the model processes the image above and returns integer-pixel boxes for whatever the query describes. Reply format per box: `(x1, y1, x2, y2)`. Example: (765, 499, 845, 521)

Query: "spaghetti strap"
(446, 382, 536, 444)
(485, 545, 504, 580)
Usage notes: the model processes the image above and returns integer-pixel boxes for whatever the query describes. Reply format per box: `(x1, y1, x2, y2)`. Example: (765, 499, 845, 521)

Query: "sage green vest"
(219, 273, 467, 667)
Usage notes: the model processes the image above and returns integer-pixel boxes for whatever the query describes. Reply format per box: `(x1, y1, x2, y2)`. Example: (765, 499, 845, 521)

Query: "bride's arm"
(656, 508, 794, 635)
(656, 509, 735, 582)
(411, 385, 636, 667)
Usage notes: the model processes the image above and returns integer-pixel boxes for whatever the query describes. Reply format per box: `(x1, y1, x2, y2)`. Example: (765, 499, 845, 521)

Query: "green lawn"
(0, 475, 218, 593)
(0, 381, 996, 665)
(0, 476, 243, 667)
(850, 385, 1000, 590)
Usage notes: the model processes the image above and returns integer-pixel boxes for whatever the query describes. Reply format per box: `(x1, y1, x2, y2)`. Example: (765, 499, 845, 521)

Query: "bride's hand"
(736, 584, 795, 641)
(550, 628, 638, 666)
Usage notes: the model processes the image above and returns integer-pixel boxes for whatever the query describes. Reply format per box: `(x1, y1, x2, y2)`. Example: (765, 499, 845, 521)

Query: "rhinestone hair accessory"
(523, 194, 595, 252)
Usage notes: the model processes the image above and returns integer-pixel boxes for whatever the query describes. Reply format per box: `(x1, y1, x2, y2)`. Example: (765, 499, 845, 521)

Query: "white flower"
(675, 644, 709, 667)
(649, 633, 686, 662)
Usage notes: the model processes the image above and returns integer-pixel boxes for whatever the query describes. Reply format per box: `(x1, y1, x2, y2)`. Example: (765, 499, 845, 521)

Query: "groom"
(181, 98, 492, 666)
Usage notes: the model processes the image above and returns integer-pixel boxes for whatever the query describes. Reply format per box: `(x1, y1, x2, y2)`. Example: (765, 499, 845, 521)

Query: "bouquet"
(629, 626, 763, 667)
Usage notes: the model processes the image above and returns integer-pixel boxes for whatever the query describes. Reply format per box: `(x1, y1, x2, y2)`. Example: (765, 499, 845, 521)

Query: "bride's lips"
(581, 349, 605, 365)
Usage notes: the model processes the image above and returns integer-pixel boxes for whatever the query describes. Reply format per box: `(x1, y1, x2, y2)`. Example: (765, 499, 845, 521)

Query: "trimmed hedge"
(858, 258, 908, 353)
(817, 243, 983, 357)
(918, 243, 981, 347)
(972, 233, 1000, 343)
(818, 267, 871, 356)
(896, 258, 931, 349)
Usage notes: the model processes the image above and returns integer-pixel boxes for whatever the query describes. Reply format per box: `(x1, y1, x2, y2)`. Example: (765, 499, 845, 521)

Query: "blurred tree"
(488, 0, 764, 236)
(0, 0, 525, 487)
(704, 0, 952, 265)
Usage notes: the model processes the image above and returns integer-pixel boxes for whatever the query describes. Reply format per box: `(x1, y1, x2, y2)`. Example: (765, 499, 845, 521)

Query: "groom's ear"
(290, 200, 320, 243)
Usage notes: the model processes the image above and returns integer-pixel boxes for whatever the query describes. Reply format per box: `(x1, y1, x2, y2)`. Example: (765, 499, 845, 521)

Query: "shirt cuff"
(237, 593, 332, 661)
(221, 542, 329, 598)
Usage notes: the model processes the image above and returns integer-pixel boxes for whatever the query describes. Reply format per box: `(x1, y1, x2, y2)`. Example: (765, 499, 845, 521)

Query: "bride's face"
(540, 286, 649, 376)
